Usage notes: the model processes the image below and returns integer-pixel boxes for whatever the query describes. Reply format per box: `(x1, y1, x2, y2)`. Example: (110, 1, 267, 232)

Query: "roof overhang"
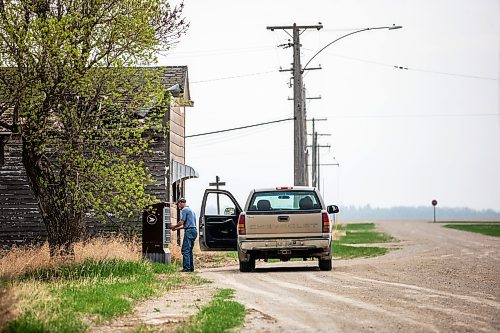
(171, 160, 198, 183)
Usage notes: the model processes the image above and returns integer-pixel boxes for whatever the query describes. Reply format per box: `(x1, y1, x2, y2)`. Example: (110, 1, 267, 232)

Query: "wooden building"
(0, 66, 197, 248)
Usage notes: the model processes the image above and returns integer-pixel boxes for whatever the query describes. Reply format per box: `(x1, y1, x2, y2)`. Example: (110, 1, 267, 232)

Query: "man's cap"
(176, 198, 186, 204)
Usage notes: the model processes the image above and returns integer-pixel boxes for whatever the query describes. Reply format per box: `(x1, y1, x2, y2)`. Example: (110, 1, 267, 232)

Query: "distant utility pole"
(209, 176, 226, 215)
(267, 23, 323, 186)
(307, 118, 328, 188)
(308, 139, 330, 190)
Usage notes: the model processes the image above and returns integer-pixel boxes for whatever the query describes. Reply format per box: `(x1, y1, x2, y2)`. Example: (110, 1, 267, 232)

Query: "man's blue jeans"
(181, 228, 197, 271)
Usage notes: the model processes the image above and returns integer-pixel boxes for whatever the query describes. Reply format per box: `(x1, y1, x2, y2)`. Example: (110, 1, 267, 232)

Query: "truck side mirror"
(327, 205, 339, 214)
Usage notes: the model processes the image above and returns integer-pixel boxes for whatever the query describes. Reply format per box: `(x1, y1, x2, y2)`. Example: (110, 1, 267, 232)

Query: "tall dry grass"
(0, 236, 141, 279)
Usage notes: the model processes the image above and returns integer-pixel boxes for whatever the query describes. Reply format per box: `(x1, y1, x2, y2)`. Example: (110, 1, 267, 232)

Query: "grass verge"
(3, 258, 203, 333)
(444, 223, 500, 237)
(333, 223, 395, 259)
(333, 243, 390, 258)
(177, 288, 245, 333)
(337, 223, 375, 231)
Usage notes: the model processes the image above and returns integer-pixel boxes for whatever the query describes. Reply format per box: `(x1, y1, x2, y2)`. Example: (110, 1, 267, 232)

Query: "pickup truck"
(198, 186, 339, 272)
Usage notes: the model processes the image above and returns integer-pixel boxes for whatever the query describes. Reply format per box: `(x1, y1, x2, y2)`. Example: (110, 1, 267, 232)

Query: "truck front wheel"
(318, 258, 332, 271)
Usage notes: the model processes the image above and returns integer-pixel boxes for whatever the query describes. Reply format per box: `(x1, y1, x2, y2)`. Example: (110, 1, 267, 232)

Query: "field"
(444, 223, 500, 237)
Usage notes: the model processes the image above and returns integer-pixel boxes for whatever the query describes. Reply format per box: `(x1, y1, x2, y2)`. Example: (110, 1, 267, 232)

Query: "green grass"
(337, 223, 375, 231)
(224, 251, 238, 260)
(338, 230, 394, 244)
(5, 259, 203, 333)
(333, 223, 395, 259)
(444, 224, 500, 237)
(332, 243, 390, 259)
(177, 288, 245, 333)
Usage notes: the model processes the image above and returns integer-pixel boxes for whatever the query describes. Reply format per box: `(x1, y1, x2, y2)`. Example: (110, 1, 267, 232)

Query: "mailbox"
(142, 202, 171, 264)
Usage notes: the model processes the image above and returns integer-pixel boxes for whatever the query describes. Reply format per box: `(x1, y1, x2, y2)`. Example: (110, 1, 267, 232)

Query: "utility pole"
(312, 131, 317, 187)
(315, 143, 331, 191)
(307, 118, 327, 188)
(307, 135, 331, 190)
(268, 23, 323, 186)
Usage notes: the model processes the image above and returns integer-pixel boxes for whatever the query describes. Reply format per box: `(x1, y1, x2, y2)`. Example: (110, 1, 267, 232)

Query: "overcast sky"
(160, 0, 500, 213)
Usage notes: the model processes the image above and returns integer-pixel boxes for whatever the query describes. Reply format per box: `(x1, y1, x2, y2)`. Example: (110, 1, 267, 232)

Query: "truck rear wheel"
(239, 258, 255, 272)
(318, 259, 332, 271)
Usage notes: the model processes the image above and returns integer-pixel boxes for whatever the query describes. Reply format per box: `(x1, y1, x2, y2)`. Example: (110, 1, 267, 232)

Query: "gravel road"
(200, 220, 500, 332)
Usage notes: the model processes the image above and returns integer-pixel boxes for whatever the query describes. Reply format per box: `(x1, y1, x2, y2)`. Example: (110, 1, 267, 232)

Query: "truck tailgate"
(245, 212, 323, 237)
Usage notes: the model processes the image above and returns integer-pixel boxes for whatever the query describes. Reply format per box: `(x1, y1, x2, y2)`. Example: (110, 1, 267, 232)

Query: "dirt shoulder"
(200, 220, 500, 332)
(90, 284, 215, 333)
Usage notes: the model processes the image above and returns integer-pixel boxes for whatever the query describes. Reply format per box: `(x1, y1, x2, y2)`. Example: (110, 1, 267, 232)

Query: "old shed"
(0, 66, 198, 248)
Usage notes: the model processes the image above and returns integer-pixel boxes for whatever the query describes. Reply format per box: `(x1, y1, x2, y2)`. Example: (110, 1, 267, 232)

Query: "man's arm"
(171, 220, 184, 231)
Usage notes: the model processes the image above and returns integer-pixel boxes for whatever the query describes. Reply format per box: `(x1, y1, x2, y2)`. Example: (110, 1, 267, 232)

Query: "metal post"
(209, 176, 226, 215)
(216, 176, 220, 215)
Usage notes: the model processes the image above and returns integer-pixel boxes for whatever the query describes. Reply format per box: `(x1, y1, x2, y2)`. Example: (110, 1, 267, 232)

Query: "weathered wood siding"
(0, 66, 191, 249)
(169, 105, 185, 163)
(0, 135, 46, 248)
(167, 105, 187, 227)
(0, 132, 169, 249)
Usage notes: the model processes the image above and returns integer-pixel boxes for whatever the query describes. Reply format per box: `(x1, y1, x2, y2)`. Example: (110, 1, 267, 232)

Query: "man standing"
(171, 198, 197, 272)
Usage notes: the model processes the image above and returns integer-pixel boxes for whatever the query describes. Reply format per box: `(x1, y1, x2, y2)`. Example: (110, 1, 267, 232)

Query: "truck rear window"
(247, 191, 321, 211)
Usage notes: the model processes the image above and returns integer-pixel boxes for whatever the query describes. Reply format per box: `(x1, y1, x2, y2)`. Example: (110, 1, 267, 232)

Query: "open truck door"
(199, 189, 241, 251)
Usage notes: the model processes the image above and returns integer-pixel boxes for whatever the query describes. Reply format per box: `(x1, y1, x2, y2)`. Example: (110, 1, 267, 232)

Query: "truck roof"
(253, 186, 317, 192)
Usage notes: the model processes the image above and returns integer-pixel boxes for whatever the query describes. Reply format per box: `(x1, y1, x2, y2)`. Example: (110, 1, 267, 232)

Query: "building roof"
(0, 66, 193, 132)
(158, 66, 193, 106)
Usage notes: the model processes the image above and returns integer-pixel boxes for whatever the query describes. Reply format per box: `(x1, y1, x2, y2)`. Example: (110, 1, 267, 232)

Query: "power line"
(159, 45, 275, 56)
(190, 70, 277, 84)
(185, 117, 294, 138)
(401, 66, 498, 81)
(188, 120, 287, 148)
(329, 113, 499, 118)
(302, 48, 498, 81)
(167, 51, 496, 85)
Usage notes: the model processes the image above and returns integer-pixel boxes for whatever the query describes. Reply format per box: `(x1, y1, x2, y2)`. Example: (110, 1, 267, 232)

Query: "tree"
(0, 0, 188, 256)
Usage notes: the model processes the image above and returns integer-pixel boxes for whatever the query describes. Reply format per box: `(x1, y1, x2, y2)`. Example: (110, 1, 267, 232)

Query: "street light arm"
(303, 25, 402, 72)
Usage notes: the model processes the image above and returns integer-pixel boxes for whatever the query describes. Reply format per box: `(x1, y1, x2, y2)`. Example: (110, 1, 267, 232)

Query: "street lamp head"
(388, 24, 403, 30)
(167, 83, 183, 97)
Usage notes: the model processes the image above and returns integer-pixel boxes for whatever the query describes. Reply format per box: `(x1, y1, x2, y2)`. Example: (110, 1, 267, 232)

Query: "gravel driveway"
(200, 220, 500, 332)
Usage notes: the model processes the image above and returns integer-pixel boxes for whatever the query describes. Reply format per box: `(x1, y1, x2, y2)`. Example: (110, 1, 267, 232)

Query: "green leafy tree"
(0, 0, 188, 256)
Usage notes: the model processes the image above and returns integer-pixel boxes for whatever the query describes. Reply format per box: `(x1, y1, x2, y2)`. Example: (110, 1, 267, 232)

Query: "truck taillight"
(322, 212, 330, 233)
(238, 214, 246, 235)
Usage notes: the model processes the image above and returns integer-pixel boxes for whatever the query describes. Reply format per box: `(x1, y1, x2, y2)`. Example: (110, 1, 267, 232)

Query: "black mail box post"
(142, 202, 171, 264)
